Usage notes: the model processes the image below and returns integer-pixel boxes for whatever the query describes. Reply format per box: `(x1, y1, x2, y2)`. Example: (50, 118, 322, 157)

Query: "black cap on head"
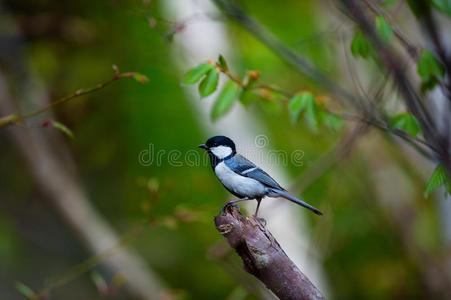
(204, 136, 236, 152)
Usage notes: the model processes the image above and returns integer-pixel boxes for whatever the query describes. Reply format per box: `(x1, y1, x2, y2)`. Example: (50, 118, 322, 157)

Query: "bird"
(198, 135, 323, 216)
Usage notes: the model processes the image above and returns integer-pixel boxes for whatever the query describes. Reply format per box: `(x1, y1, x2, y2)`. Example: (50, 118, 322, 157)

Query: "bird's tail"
(269, 188, 323, 216)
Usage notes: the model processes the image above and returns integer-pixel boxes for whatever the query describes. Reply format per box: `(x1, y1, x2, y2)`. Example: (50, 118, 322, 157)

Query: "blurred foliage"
(0, 0, 449, 299)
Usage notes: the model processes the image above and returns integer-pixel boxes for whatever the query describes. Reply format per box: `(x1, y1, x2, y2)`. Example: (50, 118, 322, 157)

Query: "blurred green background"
(0, 0, 449, 299)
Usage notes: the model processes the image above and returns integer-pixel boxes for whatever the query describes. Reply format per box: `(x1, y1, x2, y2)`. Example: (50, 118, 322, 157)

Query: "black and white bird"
(198, 135, 323, 216)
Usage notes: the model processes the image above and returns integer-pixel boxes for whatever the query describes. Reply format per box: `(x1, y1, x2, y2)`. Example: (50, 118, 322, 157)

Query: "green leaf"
(433, 0, 451, 16)
(133, 73, 149, 83)
(198, 68, 219, 98)
(390, 113, 422, 137)
(418, 51, 445, 81)
(15, 282, 36, 299)
(289, 92, 311, 123)
(0, 113, 18, 127)
(375, 16, 393, 42)
(421, 77, 438, 92)
(288, 92, 319, 130)
(418, 51, 444, 91)
(218, 54, 229, 72)
(91, 271, 108, 293)
(238, 71, 259, 106)
(211, 81, 241, 120)
(261, 100, 282, 115)
(305, 96, 319, 131)
(424, 164, 451, 197)
(183, 62, 214, 84)
(321, 111, 342, 131)
(239, 89, 255, 106)
(43, 120, 74, 139)
(350, 31, 370, 58)
(53, 121, 75, 139)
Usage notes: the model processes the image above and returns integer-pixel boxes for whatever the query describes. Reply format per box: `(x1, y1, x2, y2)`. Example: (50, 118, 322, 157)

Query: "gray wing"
(225, 154, 285, 190)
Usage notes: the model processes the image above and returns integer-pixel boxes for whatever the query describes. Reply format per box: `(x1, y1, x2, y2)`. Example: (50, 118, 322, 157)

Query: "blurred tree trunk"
(0, 38, 167, 298)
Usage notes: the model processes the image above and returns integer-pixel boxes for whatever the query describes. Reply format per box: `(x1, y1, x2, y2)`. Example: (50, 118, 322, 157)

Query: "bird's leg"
(220, 197, 250, 214)
(254, 198, 262, 216)
(254, 198, 267, 226)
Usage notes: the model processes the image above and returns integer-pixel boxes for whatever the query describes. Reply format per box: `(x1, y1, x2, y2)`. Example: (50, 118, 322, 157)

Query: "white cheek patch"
(210, 146, 232, 159)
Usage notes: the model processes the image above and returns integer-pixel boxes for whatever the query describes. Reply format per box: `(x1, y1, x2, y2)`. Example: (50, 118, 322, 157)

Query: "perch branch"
(214, 207, 324, 300)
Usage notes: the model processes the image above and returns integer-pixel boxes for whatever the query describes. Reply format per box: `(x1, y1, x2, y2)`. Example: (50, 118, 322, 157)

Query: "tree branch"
(0, 70, 166, 300)
(212, 0, 357, 108)
(340, 0, 444, 161)
(211, 0, 440, 161)
(214, 207, 324, 300)
(0, 69, 147, 129)
(362, 0, 420, 60)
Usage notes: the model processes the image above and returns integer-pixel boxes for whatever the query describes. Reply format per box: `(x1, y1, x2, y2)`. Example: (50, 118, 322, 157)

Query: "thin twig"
(216, 61, 294, 98)
(340, 0, 441, 161)
(337, 112, 435, 159)
(0, 71, 144, 129)
(216, 55, 437, 157)
(363, 0, 420, 60)
(0, 70, 164, 300)
(212, 0, 438, 161)
(212, 0, 358, 108)
(417, 1, 451, 170)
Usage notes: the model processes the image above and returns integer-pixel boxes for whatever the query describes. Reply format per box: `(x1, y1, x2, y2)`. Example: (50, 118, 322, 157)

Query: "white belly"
(215, 162, 266, 198)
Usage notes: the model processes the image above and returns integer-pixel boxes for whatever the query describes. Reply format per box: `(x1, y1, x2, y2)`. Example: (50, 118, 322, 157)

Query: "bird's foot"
(219, 203, 240, 215)
(255, 217, 267, 226)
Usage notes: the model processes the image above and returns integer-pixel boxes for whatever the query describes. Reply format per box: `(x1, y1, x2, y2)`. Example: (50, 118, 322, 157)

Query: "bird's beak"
(198, 144, 208, 149)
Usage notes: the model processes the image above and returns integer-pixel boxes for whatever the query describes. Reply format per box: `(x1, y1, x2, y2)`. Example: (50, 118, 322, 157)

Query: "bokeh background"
(0, 0, 450, 299)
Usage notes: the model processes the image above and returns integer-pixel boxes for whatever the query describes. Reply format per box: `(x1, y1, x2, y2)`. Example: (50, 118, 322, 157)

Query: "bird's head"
(198, 135, 236, 159)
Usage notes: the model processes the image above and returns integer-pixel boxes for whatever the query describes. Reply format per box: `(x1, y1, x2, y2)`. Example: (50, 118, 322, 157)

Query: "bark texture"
(214, 207, 324, 300)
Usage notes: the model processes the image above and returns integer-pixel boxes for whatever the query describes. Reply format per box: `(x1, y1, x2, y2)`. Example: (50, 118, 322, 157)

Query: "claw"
(219, 202, 240, 215)
(258, 217, 267, 226)
(219, 197, 250, 215)
(219, 205, 226, 215)
(230, 204, 240, 210)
